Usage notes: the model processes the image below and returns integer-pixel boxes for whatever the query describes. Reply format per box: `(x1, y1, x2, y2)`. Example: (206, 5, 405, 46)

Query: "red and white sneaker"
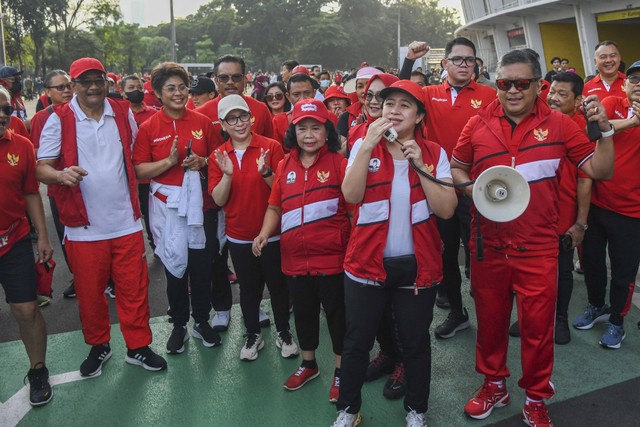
(464, 380, 510, 420)
(522, 400, 553, 427)
(283, 365, 319, 391)
(329, 376, 340, 403)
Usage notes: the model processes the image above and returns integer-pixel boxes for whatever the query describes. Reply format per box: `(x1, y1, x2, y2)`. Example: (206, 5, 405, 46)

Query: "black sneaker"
(365, 351, 395, 382)
(383, 362, 406, 400)
(509, 320, 520, 337)
(166, 326, 188, 354)
(125, 346, 167, 371)
(555, 315, 571, 345)
(25, 363, 53, 406)
(80, 344, 112, 377)
(434, 307, 470, 339)
(435, 291, 451, 309)
(63, 281, 76, 299)
(192, 322, 222, 347)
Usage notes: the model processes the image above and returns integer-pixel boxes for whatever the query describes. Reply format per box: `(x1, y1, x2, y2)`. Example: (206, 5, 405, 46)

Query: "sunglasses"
(265, 92, 284, 101)
(365, 91, 383, 103)
(627, 75, 640, 85)
(47, 83, 72, 91)
(495, 78, 539, 91)
(217, 73, 244, 84)
(0, 105, 14, 116)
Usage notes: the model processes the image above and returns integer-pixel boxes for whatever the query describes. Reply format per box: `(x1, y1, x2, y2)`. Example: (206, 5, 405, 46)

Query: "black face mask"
(11, 79, 22, 95)
(125, 90, 144, 104)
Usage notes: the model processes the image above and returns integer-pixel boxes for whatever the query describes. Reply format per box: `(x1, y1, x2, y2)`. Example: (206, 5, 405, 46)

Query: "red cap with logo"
(69, 58, 106, 79)
(379, 80, 426, 110)
(292, 98, 329, 124)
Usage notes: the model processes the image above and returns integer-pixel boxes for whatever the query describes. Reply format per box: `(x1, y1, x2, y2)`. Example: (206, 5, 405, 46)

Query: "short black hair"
(594, 40, 618, 52)
(287, 73, 316, 91)
(121, 74, 141, 89)
(498, 49, 542, 79)
(550, 56, 561, 64)
(282, 60, 299, 72)
(551, 72, 584, 97)
(410, 70, 427, 84)
(319, 71, 331, 80)
(214, 55, 246, 75)
(445, 37, 476, 58)
(151, 62, 189, 96)
(561, 58, 569, 63)
(283, 120, 341, 152)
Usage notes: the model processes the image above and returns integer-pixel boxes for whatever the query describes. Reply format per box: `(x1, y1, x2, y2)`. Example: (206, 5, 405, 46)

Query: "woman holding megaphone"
(331, 80, 457, 427)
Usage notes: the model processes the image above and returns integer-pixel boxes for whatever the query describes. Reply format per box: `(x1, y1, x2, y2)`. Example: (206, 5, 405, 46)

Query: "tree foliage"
(3, 0, 460, 75)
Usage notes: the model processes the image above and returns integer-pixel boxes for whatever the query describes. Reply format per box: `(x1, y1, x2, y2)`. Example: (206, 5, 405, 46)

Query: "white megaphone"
(472, 165, 530, 222)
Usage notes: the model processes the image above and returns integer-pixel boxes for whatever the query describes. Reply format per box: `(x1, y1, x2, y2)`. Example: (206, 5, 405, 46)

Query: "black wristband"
(261, 167, 273, 178)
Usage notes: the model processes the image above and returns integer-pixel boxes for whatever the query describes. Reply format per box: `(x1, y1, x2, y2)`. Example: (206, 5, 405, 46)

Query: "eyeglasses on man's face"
(495, 78, 539, 91)
(217, 73, 244, 84)
(446, 56, 477, 67)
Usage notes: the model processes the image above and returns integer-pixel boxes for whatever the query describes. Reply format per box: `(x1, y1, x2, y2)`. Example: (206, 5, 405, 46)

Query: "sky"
(120, 0, 464, 28)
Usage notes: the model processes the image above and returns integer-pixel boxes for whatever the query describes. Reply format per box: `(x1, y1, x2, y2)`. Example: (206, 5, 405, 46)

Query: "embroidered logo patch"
(368, 158, 381, 173)
(471, 99, 482, 109)
(533, 128, 548, 142)
(286, 171, 296, 184)
(7, 153, 19, 166)
(191, 129, 203, 140)
(317, 171, 330, 183)
(301, 103, 318, 112)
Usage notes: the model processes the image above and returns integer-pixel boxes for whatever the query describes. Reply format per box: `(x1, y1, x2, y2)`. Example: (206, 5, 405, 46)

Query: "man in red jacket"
(583, 40, 626, 100)
(451, 49, 615, 427)
(35, 57, 166, 378)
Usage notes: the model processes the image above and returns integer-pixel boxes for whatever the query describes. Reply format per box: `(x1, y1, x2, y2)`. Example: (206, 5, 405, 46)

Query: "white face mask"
(320, 80, 331, 88)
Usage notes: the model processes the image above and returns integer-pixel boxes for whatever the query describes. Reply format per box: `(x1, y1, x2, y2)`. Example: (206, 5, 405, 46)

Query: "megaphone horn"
(472, 165, 530, 222)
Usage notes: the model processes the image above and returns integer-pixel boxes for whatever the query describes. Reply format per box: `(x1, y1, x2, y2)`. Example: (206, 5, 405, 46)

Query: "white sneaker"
(331, 409, 362, 427)
(276, 330, 299, 358)
(406, 410, 428, 427)
(240, 333, 264, 361)
(211, 310, 231, 331)
(259, 309, 271, 327)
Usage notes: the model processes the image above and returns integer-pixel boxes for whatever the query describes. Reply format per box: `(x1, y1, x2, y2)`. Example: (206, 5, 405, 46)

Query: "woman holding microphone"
(331, 80, 457, 427)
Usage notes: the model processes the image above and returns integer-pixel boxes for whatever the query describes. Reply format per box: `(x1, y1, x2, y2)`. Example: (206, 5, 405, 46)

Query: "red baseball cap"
(107, 72, 120, 82)
(323, 86, 350, 105)
(69, 58, 106, 79)
(292, 98, 329, 124)
(380, 80, 425, 110)
(292, 65, 312, 76)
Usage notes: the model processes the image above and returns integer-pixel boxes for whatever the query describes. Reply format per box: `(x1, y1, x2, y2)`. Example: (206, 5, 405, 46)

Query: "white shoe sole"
(124, 355, 166, 371)
(210, 311, 231, 331)
(283, 371, 320, 390)
(80, 351, 112, 378)
(465, 393, 510, 420)
(573, 313, 610, 330)
(240, 339, 265, 361)
(599, 333, 626, 349)
(435, 319, 471, 339)
(191, 329, 222, 347)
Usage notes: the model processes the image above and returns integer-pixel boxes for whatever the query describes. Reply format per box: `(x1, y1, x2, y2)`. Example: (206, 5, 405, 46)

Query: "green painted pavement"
(1, 281, 639, 426)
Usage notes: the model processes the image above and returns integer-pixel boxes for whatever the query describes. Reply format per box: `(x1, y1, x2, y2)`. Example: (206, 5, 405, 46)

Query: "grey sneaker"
(599, 323, 626, 349)
(210, 310, 231, 331)
(240, 333, 264, 361)
(406, 409, 428, 427)
(573, 304, 610, 330)
(434, 307, 470, 339)
(331, 409, 362, 427)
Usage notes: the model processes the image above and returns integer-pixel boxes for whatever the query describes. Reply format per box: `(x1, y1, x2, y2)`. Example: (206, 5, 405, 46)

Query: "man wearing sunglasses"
(36, 57, 167, 377)
(0, 86, 54, 407)
(451, 49, 615, 427)
(400, 37, 497, 340)
(196, 54, 274, 149)
(583, 40, 626, 100)
(574, 60, 640, 350)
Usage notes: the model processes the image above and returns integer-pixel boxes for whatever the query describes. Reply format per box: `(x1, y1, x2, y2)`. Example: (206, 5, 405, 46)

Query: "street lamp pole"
(170, 0, 177, 62)
(0, 3, 7, 66)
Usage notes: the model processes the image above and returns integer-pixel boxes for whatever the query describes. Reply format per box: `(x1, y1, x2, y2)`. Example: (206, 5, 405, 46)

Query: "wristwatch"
(261, 167, 273, 178)
(575, 222, 588, 231)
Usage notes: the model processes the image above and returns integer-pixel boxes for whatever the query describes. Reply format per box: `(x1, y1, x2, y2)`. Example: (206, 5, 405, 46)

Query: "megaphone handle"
(476, 214, 484, 261)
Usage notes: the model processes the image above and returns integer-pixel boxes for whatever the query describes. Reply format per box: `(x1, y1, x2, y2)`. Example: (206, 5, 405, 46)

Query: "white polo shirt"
(38, 96, 142, 241)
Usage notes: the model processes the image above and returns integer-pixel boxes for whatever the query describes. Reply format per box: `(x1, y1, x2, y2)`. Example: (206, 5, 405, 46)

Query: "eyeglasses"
(224, 112, 251, 126)
(162, 84, 189, 94)
(446, 56, 477, 66)
(0, 105, 14, 116)
(365, 91, 383, 103)
(46, 84, 72, 91)
(217, 73, 244, 84)
(495, 78, 540, 91)
(626, 75, 640, 85)
(73, 78, 107, 88)
(265, 92, 284, 101)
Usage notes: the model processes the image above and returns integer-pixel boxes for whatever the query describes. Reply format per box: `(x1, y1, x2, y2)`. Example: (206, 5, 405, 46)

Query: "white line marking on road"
(0, 371, 90, 427)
